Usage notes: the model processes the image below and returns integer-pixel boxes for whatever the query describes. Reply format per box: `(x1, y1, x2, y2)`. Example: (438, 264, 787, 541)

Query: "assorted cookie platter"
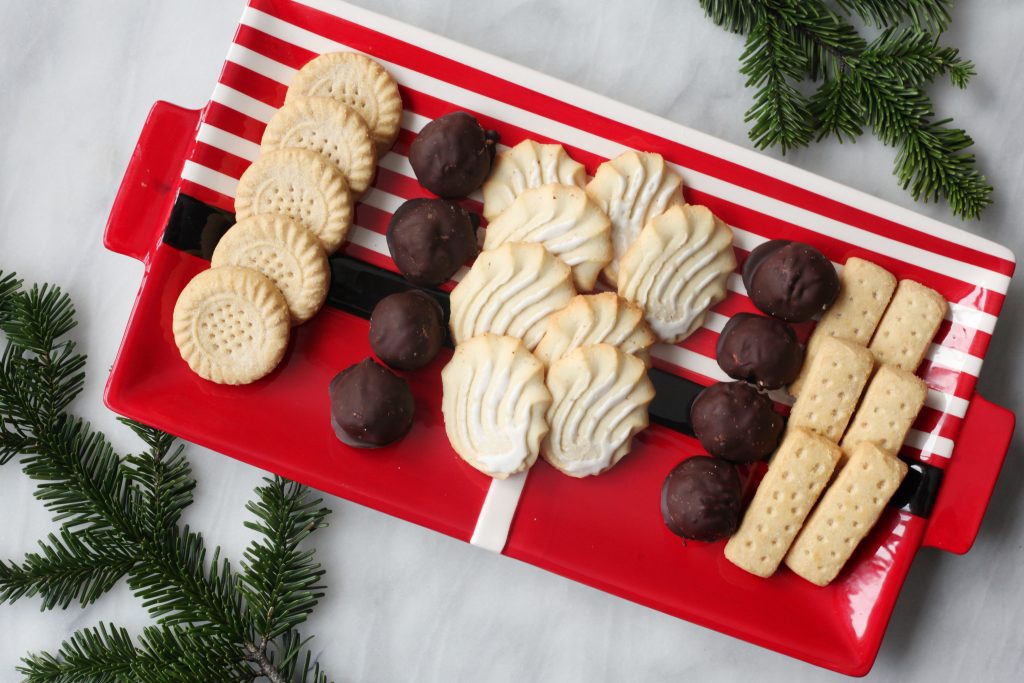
(104, 0, 1016, 675)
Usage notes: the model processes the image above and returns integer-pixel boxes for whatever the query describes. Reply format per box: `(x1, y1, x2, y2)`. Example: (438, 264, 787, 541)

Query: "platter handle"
(104, 101, 202, 263)
(922, 394, 1016, 554)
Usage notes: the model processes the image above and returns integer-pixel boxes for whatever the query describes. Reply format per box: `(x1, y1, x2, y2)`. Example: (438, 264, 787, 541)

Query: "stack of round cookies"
(440, 141, 738, 479)
(173, 52, 403, 385)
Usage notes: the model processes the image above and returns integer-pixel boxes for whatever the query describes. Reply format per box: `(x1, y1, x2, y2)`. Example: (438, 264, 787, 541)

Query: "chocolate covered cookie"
(716, 313, 803, 389)
(742, 240, 839, 322)
(690, 381, 784, 463)
(369, 290, 445, 370)
(409, 111, 498, 198)
(386, 198, 479, 287)
(329, 358, 414, 447)
(661, 456, 742, 542)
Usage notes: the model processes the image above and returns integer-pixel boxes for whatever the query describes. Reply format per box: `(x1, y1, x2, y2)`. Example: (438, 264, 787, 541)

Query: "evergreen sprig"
(0, 272, 333, 683)
(697, 0, 992, 219)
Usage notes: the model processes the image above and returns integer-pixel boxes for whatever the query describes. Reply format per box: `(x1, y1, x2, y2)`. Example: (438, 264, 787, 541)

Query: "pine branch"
(695, 0, 992, 219)
(18, 624, 140, 683)
(835, 0, 952, 33)
(2, 273, 335, 682)
(241, 477, 330, 641)
(0, 529, 135, 610)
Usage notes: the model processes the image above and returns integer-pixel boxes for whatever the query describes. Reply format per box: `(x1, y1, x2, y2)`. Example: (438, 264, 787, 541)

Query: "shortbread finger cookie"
(840, 364, 927, 461)
(724, 428, 842, 578)
(869, 279, 947, 372)
(617, 204, 736, 344)
(482, 184, 612, 291)
(533, 293, 655, 367)
(261, 96, 377, 196)
(586, 151, 685, 286)
(172, 266, 290, 385)
(286, 52, 402, 156)
(790, 258, 897, 397)
(483, 140, 586, 220)
(211, 214, 329, 325)
(787, 337, 874, 441)
(543, 344, 654, 477)
(441, 334, 552, 478)
(449, 242, 576, 350)
(235, 148, 353, 253)
(784, 442, 907, 586)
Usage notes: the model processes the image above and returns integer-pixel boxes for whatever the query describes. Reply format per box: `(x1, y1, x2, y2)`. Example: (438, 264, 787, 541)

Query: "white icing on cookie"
(533, 292, 655, 367)
(482, 184, 612, 291)
(449, 242, 577, 350)
(585, 151, 685, 286)
(483, 140, 586, 220)
(441, 334, 551, 479)
(543, 344, 654, 477)
(617, 204, 736, 344)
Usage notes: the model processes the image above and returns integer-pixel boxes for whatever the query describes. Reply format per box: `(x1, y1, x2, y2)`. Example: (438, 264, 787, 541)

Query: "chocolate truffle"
(369, 290, 445, 370)
(329, 358, 414, 447)
(386, 198, 479, 286)
(409, 111, 499, 198)
(661, 456, 742, 542)
(742, 240, 839, 322)
(690, 381, 784, 463)
(716, 313, 804, 389)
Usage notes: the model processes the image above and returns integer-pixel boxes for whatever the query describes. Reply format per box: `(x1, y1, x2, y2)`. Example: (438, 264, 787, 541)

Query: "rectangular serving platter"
(103, 0, 1017, 675)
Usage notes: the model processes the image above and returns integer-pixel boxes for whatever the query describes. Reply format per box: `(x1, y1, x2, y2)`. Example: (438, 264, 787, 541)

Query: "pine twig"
(696, 0, 992, 219)
(1, 272, 334, 683)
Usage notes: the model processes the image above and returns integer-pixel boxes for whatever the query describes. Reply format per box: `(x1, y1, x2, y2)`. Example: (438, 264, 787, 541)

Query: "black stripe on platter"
(161, 192, 943, 519)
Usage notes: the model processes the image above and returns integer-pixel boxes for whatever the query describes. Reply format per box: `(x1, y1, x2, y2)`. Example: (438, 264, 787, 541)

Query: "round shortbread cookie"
(449, 241, 576, 351)
(543, 344, 655, 477)
(585, 151, 685, 287)
(286, 52, 402, 156)
(533, 292, 656, 367)
(482, 140, 586, 221)
(482, 184, 612, 292)
(235, 148, 353, 253)
(618, 204, 736, 344)
(211, 214, 329, 325)
(172, 266, 291, 385)
(441, 334, 551, 478)
(261, 96, 377, 196)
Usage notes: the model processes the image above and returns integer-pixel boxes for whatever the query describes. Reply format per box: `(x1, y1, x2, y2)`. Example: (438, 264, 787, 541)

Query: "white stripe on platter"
(236, 7, 1012, 293)
(290, 0, 1015, 265)
(469, 472, 529, 553)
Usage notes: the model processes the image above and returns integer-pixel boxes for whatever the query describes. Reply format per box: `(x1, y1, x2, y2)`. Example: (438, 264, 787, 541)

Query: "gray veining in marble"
(1, 1, 1022, 681)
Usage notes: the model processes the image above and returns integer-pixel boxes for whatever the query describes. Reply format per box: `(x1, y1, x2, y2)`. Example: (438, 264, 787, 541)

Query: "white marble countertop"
(1, 1, 1022, 680)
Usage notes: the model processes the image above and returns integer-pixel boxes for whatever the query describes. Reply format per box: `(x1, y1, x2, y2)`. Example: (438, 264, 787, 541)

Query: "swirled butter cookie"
(533, 293, 655, 367)
(441, 334, 552, 478)
(449, 242, 576, 350)
(172, 266, 291, 385)
(482, 184, 611, 291)
(211, 214, 329, 325)
(482, 140, 586, 220)
(261, 96, 377, 196)
(234, 148, 353, 253)
(617, 204, 736, 344)
(543, 344, 655, 477)
(286, 52, 403, 156)
(586, 151, 685, 286)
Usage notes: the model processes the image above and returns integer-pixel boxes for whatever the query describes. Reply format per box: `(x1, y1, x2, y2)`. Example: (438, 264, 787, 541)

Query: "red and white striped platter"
(103, 0, 1016, 675)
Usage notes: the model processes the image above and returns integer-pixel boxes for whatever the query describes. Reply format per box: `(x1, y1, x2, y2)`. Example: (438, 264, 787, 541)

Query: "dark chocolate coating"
(409, 111, 499, 198)
(369, 290, 445, 370)
(716, 313, 804, 389)
(661, 456, 742, 542)
(386, 198, 479, 287)
(690, 381, 784, 463)
(742, 240, 839, 322)
(328, 358, 414, 447)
